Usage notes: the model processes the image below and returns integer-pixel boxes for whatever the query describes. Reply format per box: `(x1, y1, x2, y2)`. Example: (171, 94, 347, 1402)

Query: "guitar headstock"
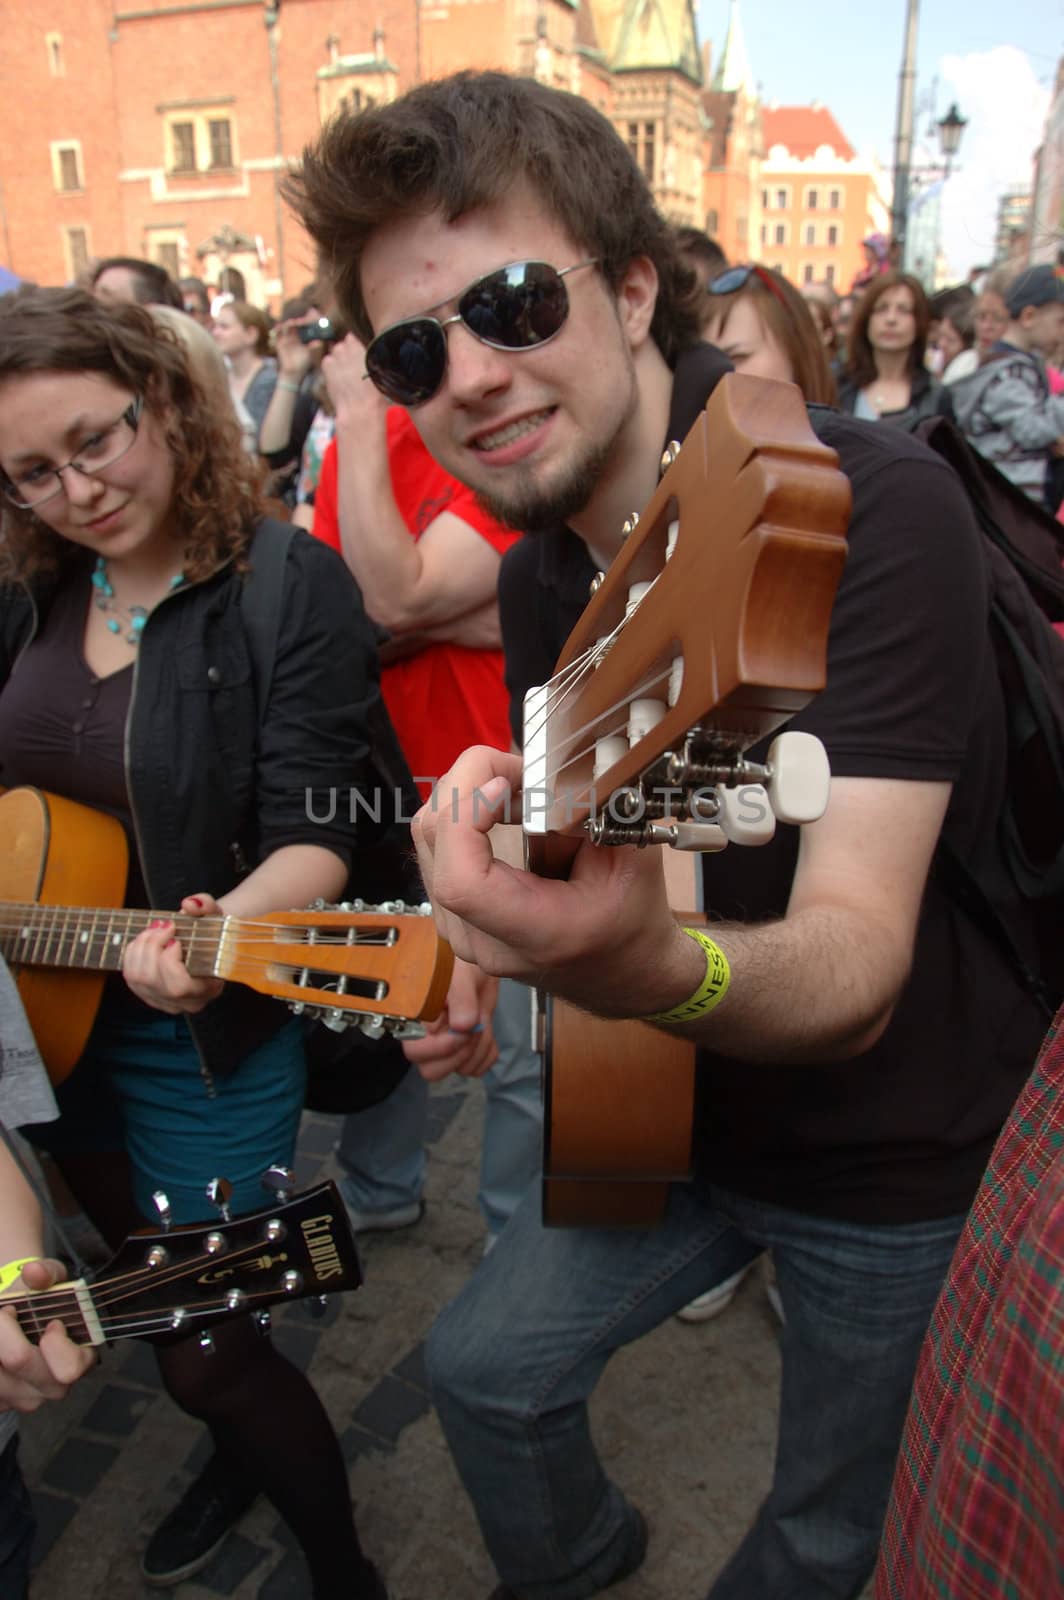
(523, 373, 850, 849)
(64, 1181, 361, 1345)
(216, 901, 454, 1031)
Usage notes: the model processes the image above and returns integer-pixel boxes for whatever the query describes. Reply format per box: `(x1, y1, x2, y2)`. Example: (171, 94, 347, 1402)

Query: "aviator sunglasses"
(708, 263, 790, 308)
(364, 258, 598, 407)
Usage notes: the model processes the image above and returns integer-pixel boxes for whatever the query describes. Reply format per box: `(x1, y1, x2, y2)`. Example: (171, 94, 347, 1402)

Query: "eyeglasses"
(364, 259, 598, 407)
(1, 397, 143, 510)
(708, 264, 790, 310)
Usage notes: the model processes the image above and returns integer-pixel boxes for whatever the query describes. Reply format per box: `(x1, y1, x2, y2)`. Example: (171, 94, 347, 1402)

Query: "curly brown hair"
(0, 285, 263, 583)
(285, 70, 705, 368)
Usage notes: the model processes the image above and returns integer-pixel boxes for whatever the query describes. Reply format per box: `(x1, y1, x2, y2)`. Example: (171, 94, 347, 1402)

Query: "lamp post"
(905, 102, 968, 286)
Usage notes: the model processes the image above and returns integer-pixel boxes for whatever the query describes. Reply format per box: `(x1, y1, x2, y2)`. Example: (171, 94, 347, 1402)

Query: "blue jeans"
(427, 1179, 965, 1600)
(337, 978, 543, 1235)
(0, 1436, 34, 1599)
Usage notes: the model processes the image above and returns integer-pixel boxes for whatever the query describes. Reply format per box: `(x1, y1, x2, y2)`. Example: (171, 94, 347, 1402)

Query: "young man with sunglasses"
(290, 71, 1052, 1600)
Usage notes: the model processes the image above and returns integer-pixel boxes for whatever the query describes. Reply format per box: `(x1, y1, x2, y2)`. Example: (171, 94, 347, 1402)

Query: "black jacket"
(836, 365, 954, 432)
(0, 522, 377, 1083)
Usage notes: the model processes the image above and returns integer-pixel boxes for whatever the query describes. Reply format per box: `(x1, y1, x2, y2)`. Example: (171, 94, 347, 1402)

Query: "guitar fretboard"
(0, 906, 223, 976)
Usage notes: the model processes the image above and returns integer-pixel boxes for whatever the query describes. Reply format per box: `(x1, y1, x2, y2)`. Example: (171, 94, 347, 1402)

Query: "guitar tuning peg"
(252, 1309, 272, 1337)
(659, 440, 682, 474)
(205, 1177, 233, 1221)
(621, 512, 640, 538)
(199, 1331, 215, 1354)
(261, 1165, 296, 1202)
(151, 1190, 173, 1232)
(589, 570, 606, 597)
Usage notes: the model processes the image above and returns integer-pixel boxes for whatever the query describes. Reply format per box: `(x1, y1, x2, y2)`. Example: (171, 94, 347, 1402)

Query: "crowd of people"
(1, 65, 1063, 1600)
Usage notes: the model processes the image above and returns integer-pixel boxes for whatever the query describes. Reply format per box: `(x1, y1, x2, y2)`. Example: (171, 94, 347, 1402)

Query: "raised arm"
(323, 335, 505, 635)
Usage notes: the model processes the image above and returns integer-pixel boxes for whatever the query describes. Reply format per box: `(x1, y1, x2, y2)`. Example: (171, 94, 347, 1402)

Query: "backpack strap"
(239, 517, 296, 715)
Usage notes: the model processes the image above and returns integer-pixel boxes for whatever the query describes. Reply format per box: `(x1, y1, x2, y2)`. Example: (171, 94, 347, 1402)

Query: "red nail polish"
(149, 918, 166, 928)
(189, 896, 204, 908)
(164, 938, 177, 949)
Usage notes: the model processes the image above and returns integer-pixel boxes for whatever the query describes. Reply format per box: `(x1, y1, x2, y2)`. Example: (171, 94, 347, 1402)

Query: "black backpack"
(914, 417, 1064, 1016)
(240, 519, 422, 1112)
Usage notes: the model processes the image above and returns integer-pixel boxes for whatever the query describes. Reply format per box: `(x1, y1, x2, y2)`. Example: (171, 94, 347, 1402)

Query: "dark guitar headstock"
(66, 1181, 361, 1345)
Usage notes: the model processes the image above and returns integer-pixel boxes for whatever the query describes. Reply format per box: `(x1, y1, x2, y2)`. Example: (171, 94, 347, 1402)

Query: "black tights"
(51, 1150, 377, 1599)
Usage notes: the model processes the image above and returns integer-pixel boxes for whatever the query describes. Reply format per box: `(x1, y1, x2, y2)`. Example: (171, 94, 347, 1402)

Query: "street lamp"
(935, 103, 967, 171)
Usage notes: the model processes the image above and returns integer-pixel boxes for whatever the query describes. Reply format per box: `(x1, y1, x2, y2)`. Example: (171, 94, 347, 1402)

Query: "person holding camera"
(258, 296, 338, 516)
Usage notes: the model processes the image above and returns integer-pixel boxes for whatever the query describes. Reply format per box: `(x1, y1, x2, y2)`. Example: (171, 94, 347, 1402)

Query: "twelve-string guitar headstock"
(523, 373, 852, 866)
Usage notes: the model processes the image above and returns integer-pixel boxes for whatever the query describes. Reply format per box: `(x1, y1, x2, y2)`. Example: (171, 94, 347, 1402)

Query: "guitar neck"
(6, 1280, 104, 1348)
(0, 905, 224, 977)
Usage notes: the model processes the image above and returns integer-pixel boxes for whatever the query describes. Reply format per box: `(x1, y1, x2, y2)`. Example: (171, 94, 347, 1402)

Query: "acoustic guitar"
(1, 1178, 362, 1349)
(0, 786, 454, 1085)
(522, 374, 851, 1226)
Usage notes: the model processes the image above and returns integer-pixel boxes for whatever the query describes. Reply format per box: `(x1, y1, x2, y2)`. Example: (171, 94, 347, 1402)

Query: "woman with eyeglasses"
(0, 286, 391, 1599)
(702, 263, 838, 405)
(837, 271, 953, 431)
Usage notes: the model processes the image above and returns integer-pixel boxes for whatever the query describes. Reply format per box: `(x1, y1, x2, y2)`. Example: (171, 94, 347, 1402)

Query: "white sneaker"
(342, 1199, 425, 1234)
(676, 1260, 757, 1323)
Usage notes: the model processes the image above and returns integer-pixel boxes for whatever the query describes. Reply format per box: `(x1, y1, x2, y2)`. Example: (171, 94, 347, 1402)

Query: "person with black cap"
(951, 262, 1064, 506)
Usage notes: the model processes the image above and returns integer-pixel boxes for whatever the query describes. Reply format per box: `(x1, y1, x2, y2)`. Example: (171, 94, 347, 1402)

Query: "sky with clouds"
(696, 0, 1061, 277)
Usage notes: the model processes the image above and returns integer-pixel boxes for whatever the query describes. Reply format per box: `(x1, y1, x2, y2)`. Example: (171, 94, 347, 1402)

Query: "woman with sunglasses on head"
(0, 285, 393, 1599)
(701, 262, 838, 405)
(837, 271, 953, 431)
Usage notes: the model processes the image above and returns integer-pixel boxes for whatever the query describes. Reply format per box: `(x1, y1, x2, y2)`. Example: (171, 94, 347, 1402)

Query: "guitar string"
(13, 1290, 324, 1343)
(521, 608, 634, 747)
(529, 663, 675, 801)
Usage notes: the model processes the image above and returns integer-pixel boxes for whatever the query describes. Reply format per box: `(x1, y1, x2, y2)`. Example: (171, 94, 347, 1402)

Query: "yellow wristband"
(644, 928, 731, 1026)
(0, 1257, 40, 1294)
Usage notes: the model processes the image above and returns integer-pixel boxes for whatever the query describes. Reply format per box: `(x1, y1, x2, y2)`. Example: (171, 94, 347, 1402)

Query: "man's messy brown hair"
(0, 285, 262, 583)
(286, 70, 704, 367)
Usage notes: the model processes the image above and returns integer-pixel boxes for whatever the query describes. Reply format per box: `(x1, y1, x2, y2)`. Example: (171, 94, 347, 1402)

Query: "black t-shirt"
(498, 344, 1048, 1224)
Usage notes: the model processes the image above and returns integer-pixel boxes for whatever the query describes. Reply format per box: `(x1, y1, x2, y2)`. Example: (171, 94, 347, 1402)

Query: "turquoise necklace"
(91, 556, 186, 645)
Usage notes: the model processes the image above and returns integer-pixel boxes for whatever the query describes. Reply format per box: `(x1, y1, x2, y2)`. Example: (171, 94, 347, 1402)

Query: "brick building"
(758, 104, 891, 294)
(0, 0, 712, 308)
(701, 0, 762, 265)
(0, 0, 420, 306)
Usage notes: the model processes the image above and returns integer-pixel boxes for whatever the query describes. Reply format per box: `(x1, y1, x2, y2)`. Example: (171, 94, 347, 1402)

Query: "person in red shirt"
(311, 336, 539, 1243)
(311, 404, 517, 793)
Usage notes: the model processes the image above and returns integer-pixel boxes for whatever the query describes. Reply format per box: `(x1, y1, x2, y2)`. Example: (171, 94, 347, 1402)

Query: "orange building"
(701, 0, 763, 264)
(0, 0, 717, 305)
(757, 104, 891, 295)
(0, 0, 420, 306)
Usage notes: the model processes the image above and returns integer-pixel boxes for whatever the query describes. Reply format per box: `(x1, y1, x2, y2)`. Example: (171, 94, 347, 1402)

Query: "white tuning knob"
(716, 783, 776, 846)
(765, 732, 831, 825)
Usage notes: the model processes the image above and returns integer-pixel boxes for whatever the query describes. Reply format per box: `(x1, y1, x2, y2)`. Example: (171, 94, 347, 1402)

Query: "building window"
(806, 188, 819, 210)
(208, 118, 233, 170)
(775, 188, 790, 209)
(170, 121, 196, 173)
(829, 189, 841, 210)
(804, 223, 816, 246)
(802, 263, 815, 284)
(761, 187, 769, 209)
(706, 209, 719, 235)
(825, 263, 836, 285)
(46, 33, 64, 76)
(156, 242, 180, 279)
(774, 223, 787, 245)
(50, 141, 83, 193)
(164, 107, 238, 176)
(63, 225, 90, 279)
(827, 224, 840, 247)
(760, 224, 767, 244)
(642, 121, 655, 184)
(627, 123, 639, 162)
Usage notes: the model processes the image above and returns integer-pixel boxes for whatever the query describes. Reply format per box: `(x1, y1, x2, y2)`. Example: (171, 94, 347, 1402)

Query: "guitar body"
(542, 996, 696, 1227)
(1, 788, 128, 1085)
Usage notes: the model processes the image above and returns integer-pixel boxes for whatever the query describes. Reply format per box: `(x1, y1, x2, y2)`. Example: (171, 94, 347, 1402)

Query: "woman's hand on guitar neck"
(121, 892, 225, 1015)
(413, 746, 684, 1018)
(402, 958, 499, 1083)
(0, 1259, 97, 1412)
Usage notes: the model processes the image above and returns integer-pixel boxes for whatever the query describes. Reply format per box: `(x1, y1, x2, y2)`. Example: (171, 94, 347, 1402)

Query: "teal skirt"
(29, 1009, 305, 1225)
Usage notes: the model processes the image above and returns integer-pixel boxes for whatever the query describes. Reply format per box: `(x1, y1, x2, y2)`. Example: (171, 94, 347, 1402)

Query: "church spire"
(712, 0, 755, 95)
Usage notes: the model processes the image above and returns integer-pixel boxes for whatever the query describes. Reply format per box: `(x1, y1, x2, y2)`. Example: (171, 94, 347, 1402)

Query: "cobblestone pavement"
(21, 1081, 791, 1600)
